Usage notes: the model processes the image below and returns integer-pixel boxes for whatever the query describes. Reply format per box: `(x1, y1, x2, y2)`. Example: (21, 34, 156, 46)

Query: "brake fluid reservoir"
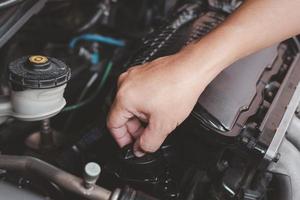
(7, 55, 71, 121)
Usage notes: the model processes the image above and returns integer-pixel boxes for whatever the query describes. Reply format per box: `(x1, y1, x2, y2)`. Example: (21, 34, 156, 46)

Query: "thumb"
(133, 121, 168, 156)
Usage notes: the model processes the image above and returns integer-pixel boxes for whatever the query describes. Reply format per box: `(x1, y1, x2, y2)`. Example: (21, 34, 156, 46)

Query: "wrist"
(175, 24, 243, 87)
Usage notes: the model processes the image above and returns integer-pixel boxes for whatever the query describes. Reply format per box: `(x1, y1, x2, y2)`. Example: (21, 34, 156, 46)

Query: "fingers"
(110, 125, 132, 147)
(107, 101, 133, 147)
(117, 66, 139, 88)
(117, 72, 127, 88)
(108, 100, 170, 157)
(126, 117, 144, 139)
(133, 139, 145, 157)
(133, 119, 169, 157)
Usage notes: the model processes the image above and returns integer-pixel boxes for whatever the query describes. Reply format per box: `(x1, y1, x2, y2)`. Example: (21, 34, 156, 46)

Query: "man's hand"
(107, 46, 222, 156)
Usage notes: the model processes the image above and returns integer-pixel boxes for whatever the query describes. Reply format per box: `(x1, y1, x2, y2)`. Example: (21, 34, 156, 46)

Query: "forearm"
(183, 0, 300, 81)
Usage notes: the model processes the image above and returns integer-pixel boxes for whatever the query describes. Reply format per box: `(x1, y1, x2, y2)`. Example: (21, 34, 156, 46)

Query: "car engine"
(0, 0, 300, 200)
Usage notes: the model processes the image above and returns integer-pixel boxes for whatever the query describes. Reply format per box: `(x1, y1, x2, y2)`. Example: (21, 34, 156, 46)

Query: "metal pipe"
(0, 155, 112, 200)
(0, 0, 24, 10)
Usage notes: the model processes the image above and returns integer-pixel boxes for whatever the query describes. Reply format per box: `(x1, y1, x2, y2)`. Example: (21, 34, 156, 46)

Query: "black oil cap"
(119, 145, 165, 179)
(8, 55, 71, 90)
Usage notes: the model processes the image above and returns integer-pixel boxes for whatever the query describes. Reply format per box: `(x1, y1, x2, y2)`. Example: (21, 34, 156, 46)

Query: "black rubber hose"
(0, 0, 24, 10)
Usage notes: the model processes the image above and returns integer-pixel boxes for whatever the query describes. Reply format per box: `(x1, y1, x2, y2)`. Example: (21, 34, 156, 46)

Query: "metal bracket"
(264, 82, 300, 162)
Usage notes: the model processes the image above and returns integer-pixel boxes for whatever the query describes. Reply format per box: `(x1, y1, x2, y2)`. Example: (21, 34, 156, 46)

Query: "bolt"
(83, 162, 101, 189)
(272, 153, 281, 163)
(253, 145, 266, 155)
(241, 137, 249, 144)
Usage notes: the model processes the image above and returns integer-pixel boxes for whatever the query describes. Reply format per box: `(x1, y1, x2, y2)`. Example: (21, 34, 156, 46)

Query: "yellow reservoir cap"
(29, 55, 49, 64)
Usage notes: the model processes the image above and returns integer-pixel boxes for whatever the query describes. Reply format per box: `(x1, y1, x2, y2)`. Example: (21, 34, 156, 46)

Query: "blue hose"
(69, 34, 125, 49)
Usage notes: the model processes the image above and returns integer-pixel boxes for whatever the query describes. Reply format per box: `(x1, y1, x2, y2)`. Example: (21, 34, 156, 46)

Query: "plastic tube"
(69, 34, 125, 49)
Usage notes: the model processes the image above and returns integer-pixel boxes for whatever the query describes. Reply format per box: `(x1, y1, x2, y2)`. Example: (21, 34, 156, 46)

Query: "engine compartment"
(0, 1, 300, 200)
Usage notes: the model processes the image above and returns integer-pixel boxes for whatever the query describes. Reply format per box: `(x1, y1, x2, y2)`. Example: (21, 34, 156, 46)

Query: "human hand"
(107, 45, 225, 157)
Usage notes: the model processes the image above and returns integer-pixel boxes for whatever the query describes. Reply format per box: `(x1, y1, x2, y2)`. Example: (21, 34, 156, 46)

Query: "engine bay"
(0, 1, 300, 200)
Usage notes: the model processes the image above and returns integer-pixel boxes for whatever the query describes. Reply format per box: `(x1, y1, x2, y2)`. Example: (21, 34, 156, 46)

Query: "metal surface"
(287, 115, 300, 143)
(110, 188, 121, 200)
(258, 47, 300, 148)
(264, 82, 300, 161)
(0, 181, 46, 200)
(0, 155, 112, 200)
(197, 45, 278, 131)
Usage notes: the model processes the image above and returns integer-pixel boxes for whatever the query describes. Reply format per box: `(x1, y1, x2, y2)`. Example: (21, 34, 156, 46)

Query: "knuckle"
(117, 86, 136, 104)
(127, 67, 136, 74)
(117, 72, 127, 85)
(116, 87, 127, 100)
(115, 91, 130, 108)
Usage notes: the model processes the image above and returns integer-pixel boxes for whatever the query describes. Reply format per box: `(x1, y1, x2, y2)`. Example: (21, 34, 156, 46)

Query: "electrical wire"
(0, 0, 24, 10)
(77, 72, 99, 101)
(62, 61, 113, 112)
(62, 72, 99, 132)
(77, 3, 105, 33)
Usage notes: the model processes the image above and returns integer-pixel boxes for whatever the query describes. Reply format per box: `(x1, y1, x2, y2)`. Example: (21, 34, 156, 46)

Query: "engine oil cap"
(8, 55, 71, 90)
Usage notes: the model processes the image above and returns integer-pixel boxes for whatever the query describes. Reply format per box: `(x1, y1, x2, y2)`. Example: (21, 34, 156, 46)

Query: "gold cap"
(29, 55, 49, 64)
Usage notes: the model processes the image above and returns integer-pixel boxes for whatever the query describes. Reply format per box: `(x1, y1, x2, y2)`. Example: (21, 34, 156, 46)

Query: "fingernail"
(134, 149, 145, 157)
